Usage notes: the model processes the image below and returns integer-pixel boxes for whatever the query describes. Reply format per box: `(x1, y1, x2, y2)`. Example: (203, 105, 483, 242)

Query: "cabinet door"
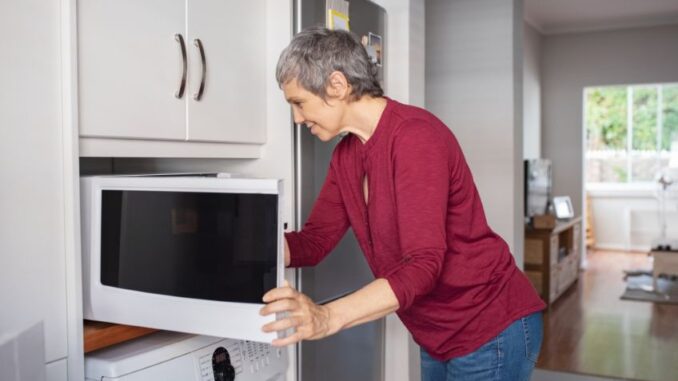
(186, 0, 267, 143)
(78, 0, 187, 141)
(1, 0, 67, 365)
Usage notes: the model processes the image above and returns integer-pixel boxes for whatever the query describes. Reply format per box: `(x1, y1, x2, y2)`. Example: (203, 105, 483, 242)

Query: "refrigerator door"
(293, 1, 386, 380)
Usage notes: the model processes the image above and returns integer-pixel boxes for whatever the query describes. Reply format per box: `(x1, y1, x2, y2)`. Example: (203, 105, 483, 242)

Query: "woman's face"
(282, 78, 346, 142)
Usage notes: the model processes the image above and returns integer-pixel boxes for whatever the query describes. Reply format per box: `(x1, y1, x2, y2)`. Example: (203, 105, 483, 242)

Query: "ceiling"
(524, 0, 678, 35)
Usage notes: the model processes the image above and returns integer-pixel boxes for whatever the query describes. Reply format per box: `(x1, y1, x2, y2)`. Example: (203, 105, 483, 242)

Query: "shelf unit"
(524, 216, 582, 305)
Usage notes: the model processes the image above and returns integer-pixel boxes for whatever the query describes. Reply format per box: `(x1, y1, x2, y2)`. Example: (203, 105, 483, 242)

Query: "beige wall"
(426, 0, 525, 267)
(523, 22, 542, 159)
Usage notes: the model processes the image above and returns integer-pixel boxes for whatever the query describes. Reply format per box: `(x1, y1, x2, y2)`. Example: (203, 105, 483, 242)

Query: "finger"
(259, 298, 299, 316)
(262, 286, 297, 303)
(262, 316, 301, 333)
(271, 331, 304, 347)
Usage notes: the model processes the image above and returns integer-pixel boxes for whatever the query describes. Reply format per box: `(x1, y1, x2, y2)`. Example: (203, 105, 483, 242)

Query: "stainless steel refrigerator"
(292, 1, 387, 380)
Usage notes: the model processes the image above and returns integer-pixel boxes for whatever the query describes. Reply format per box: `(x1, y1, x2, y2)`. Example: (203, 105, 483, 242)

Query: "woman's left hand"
(260, 281, 337, 347)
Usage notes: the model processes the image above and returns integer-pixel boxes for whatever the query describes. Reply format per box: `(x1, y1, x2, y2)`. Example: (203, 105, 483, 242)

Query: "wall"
(426, 0, 525, 267)
(541, 24, 678, 230)
(523, 22, 542, 159)
(589, 187, 678, 251)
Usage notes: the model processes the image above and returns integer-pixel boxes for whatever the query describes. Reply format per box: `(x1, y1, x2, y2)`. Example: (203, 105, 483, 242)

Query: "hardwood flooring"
(536, 249, 678, 381)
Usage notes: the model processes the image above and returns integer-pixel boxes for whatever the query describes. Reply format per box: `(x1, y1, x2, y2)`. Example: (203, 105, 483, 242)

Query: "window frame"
(585, 82, 678, 188)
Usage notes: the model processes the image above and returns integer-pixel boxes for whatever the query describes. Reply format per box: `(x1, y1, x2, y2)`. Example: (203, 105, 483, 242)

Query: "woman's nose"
(292, 107, 304, 124)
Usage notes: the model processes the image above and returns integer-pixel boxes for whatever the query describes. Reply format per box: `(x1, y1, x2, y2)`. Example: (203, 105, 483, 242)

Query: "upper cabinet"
(78, 0, 186, 142)
(78, 0, 267, 157)
(186, 0, 266, 143)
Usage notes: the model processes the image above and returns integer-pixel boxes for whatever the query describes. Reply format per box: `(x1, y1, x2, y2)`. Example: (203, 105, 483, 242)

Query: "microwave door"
(102, 190, 278, 304)
(82, 176, 284, 343)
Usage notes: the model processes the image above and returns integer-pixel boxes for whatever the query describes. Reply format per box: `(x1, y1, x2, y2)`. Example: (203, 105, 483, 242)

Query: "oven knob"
(212, 347, 236, 381)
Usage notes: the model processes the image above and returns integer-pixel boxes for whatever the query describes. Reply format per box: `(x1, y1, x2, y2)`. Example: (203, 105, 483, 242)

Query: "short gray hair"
(276, 26, 383, 100)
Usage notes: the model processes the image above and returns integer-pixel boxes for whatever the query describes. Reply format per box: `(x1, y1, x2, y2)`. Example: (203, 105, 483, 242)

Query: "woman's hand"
(260, 278, 399, 347)
(260, 281, 339, 347)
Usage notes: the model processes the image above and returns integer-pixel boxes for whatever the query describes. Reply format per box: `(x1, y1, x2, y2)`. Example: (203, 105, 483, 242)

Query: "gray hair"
(276, 26, 383, 100)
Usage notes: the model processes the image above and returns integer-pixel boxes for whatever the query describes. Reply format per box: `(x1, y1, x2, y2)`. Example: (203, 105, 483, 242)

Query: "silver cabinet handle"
(174, 33, 187, 99)
(193, 38, 206, 101)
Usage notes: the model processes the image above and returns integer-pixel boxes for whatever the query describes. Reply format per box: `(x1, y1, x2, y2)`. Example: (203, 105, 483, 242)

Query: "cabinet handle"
(174, 33, 187, 99)
(193, 38, 206, 101)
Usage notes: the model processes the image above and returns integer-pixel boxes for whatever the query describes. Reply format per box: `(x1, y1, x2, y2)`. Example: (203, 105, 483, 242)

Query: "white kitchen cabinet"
(187, 0, 266, 143)
(78, 0, 267, 156)
(78, 0, 187, 141)
(1, 0, 81, 379)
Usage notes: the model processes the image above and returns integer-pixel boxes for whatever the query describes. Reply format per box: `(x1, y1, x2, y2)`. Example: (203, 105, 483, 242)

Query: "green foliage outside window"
(632, 87, 657, 150)
(586, 83, 678, 183)
(663, 85, 678, 150)
(586, 87, 627, 150)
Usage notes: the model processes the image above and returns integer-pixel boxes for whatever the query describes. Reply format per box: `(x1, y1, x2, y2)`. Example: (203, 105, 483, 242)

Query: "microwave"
(80, 174, 284, 343)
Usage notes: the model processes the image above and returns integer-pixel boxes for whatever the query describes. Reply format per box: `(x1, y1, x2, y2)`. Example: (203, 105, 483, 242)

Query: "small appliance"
(85, 331, 287, 381)
(80, 174, 285, 343)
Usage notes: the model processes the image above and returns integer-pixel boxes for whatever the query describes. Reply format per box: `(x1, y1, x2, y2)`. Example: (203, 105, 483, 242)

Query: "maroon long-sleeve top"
(285, 98, 545, 360)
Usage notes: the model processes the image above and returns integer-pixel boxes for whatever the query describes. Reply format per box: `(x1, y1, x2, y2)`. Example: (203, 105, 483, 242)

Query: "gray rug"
(620, 274, 678, 304)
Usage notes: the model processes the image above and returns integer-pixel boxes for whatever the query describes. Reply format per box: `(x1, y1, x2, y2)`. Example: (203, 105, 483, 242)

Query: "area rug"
(621, 274, 678, 304)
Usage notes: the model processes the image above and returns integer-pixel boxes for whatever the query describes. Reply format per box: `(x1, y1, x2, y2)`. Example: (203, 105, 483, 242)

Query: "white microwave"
(80, 174, 284, 343)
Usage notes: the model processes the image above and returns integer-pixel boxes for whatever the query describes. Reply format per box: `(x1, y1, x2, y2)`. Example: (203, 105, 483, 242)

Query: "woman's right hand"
(260, 281, 337, 347)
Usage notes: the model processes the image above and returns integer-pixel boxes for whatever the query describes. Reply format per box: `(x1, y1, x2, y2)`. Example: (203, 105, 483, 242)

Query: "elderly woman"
(260, 26, 546, 381)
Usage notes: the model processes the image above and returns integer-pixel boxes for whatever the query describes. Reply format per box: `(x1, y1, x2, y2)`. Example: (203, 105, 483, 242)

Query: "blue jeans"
(420, 312, 543, 381)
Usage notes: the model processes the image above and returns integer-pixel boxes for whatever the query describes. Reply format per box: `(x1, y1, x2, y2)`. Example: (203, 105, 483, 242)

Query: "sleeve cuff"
(284, 231, 313, 268)
(385, 269, 415, 312)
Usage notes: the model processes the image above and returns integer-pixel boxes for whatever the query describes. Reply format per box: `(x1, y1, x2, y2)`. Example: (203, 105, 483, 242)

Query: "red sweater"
(285, 98, 545, 360)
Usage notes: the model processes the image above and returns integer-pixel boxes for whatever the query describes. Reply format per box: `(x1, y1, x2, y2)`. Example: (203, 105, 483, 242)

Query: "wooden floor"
(537, 249, 678, 381)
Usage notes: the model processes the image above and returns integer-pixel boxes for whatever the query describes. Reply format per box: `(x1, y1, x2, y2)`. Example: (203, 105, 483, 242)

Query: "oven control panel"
(196, 339, 286, 381)
(84, 332, 287, 381)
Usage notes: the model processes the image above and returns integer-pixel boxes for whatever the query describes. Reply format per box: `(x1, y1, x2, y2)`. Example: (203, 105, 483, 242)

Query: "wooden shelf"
(84, 320, 157, 353)
(525, 216, 582, 306)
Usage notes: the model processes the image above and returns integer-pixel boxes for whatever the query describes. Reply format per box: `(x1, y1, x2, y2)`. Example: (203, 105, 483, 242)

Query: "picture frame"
(368, 32, 383, 66)
(552, 196, 574, 219)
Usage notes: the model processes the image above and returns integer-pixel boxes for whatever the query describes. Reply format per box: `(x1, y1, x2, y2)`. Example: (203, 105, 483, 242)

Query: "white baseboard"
(593, 243, 650, 252)
(532, 369, 624, 381)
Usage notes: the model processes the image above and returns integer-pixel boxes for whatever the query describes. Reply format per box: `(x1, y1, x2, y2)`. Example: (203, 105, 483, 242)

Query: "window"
(585, 83, 678, 184)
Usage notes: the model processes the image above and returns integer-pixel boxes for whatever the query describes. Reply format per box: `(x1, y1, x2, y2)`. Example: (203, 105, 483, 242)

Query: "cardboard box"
(532, 214, 556, 229)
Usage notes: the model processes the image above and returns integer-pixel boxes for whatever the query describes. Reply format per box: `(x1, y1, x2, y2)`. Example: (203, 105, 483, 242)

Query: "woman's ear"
(326, 71, 350, 100)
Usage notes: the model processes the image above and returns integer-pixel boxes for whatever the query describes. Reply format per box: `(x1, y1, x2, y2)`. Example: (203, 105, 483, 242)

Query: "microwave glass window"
(101, 190, 278, 303)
